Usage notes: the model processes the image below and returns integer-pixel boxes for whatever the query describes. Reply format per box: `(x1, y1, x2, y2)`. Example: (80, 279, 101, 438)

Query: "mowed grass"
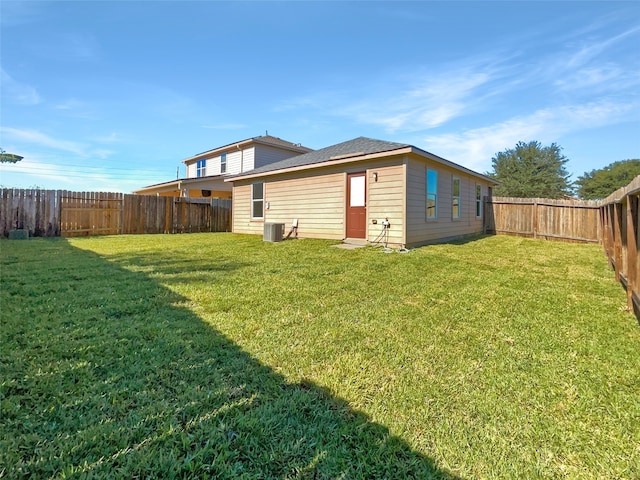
(1, 233, 639, 479)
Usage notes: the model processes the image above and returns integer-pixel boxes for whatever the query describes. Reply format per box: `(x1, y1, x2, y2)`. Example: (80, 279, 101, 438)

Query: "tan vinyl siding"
(182, 141, 305, 180)
(406, 156, 487, 247)
(231, 156, 406, 243)
(185, 147, 255, 178)
(204, 149, 245, 175)
(232, 172, 344, 238)
(239, 147, 255, 172)
(231, 184, 253, 234)
(254, 144, 304, 169)
(223, 150, 242, 174)
(186, 162, 197, 178)
(367, 162, 405, 246)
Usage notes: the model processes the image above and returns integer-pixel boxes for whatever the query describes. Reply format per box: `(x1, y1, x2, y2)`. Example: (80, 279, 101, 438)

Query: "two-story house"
(134, 135, 312, 198)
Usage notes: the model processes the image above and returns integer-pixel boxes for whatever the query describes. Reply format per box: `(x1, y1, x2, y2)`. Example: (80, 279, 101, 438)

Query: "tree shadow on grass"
(1, 238, 462, 479)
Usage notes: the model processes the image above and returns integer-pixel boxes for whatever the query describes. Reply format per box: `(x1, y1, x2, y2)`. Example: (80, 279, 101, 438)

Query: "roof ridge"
(185, 135, 311, 161)
(251, 134, 312, 151)
(226, 136, 412, 178)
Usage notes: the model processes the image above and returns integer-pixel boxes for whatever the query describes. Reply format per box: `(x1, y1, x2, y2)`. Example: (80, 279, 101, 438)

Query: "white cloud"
(0, 157, 78, 186)
(92, 149, 115, 160)
(92, 132, 125, 144)
(0, 154, 167, 193)
(555, 65, 625, 91)
(278, 17, 639, 140)
(0, 69, 41, 105)
(0, 127, 120, 162)
(52, 98, 100, 120)
(566, 25, 640, 69)
(422, 100, 637, 173)
(0, 127, 86, 156)
(348, 71, 493, 132)
(55, 98, 88, 111)
(533, 22, 640, 99)
(290, 64, 502, 134)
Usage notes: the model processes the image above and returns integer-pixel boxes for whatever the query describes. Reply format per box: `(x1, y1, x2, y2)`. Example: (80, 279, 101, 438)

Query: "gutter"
(133, 179, 182, 194)
(182, 138, 311, 165)
(224, 146, 498, 185)
(182, 139, 253, 164)
(409, 146, 499, 185)
(224, 148, 414, 182)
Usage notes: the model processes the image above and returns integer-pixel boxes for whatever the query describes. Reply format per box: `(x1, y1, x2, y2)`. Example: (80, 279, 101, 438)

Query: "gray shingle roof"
(254, 135, 312, 152)
(230, 137, 410, 177)
(189, 135, 311, 161)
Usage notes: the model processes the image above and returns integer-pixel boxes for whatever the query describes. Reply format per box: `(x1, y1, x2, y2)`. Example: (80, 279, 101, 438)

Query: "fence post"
(533, 199, 538, 239)
(118, 193, 124, 235)
(600, 205, 611, 258)
(626, 195, 638, 312)
(613, 202, 623, 282)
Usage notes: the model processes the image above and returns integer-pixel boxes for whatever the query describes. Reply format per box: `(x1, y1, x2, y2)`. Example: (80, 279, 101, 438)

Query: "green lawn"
(1, 233, 638, 479)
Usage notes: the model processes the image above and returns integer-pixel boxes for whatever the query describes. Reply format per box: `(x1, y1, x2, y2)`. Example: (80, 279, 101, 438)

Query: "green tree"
(575, 159, 640, 200)
(0, 148, 23, 163)
(488, 141, 572, 198)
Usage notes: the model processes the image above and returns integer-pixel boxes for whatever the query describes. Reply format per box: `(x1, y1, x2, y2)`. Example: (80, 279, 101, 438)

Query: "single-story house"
(226, 137, 498, 248)
(134, 134, 312, 198)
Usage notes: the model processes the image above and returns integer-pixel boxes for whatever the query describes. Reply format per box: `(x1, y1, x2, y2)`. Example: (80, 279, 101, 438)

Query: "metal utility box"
(8, 229, 29, 240)
(263, 223, 284, 242)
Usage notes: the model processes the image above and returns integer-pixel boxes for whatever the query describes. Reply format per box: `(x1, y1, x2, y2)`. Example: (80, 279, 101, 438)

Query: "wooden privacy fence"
(483, 176, 640, 320)
(600, 176, 640, 317)
(0, 189, 231, 237)
(484, 197, 601, 243)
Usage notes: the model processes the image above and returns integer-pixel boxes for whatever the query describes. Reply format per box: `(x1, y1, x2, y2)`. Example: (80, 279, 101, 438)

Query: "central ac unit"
(263, 223, 284, 242)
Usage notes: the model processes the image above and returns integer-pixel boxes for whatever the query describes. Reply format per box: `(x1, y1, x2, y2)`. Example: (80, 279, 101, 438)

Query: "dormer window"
(196, 159, 207, 177)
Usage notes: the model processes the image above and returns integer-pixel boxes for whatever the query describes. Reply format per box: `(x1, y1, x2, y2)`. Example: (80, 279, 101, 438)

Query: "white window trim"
(452, 176, 461, 220)
(196, 159, 206, 178)
(476, 184, 483, 218)
(426, 168, 438, 220)
(221, 153, 227, 174)
(251, 182, 264, 220)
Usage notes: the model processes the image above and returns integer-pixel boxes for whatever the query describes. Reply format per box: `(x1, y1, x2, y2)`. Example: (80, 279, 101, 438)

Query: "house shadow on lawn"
(2, 238, 462, 479)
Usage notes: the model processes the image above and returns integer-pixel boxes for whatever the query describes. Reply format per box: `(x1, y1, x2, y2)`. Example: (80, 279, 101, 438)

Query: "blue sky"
(1, 1, 639, 193)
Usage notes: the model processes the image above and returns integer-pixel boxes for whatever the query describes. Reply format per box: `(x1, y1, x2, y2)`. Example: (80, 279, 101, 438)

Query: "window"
(452, 177, 461, 219)
(221, 153, 227, 174)
(476, 185, 482, 218)
(349, 175, 365, 207)
(426, 169, 438, 219)
(196, 159, 206, 177)
(251, 182, 264, 219)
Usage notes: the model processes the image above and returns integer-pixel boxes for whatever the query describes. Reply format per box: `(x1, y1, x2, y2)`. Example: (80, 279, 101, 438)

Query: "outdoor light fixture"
(372, 172, 378, 182)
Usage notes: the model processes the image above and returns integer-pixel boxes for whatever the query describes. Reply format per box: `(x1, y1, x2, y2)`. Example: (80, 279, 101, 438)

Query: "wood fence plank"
(485, 197, 600, 243)
(626, 195, 638, 311)
(612, 203, 623, 282)
(0, 189, 9, 236)
(3, 190, 234, 238)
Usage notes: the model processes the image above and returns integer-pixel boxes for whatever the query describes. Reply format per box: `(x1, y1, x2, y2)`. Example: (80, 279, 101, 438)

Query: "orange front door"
(346, 172, 366, 238)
